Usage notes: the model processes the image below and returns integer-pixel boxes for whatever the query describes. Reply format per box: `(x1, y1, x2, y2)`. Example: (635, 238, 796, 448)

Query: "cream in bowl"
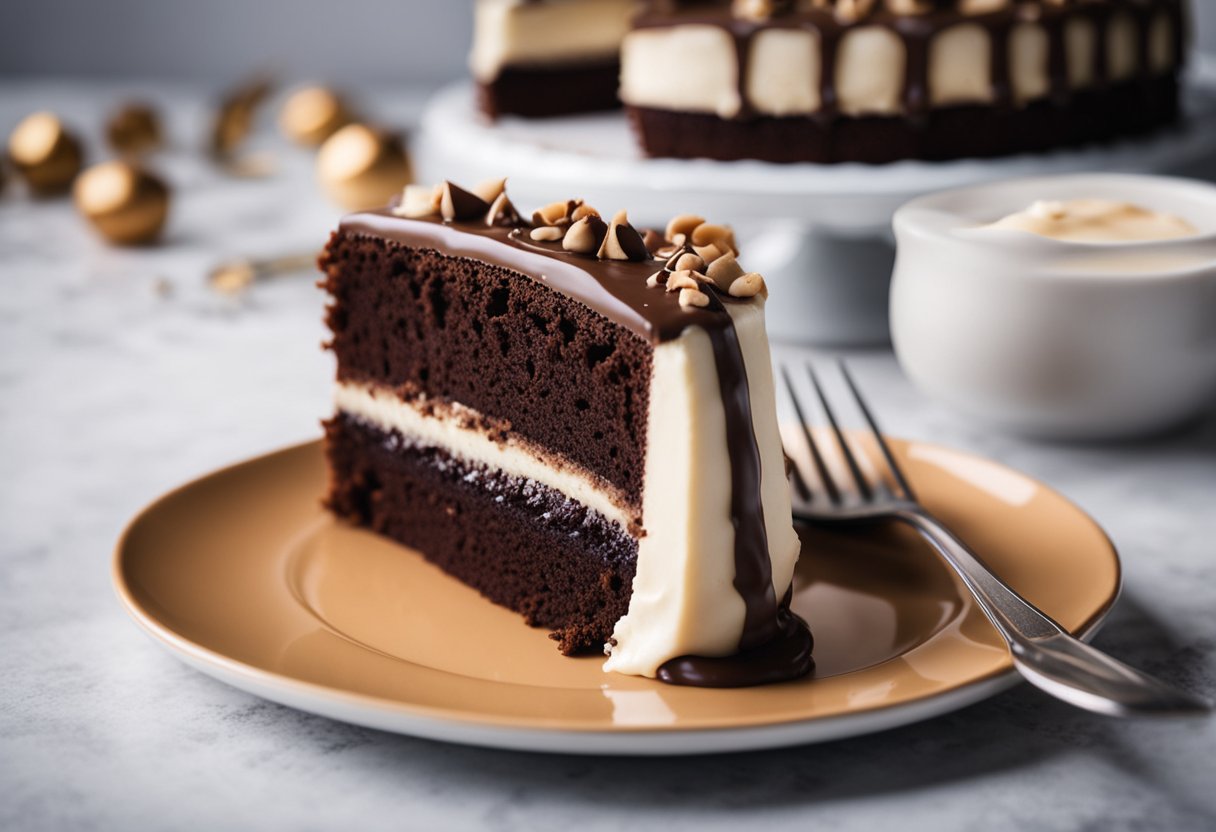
(980, 199, 1199, 243)
(891, 174, 1216, 439)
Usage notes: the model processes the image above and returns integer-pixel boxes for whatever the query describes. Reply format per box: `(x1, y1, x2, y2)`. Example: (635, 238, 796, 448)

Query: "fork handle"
(895, 508, 1211, 717)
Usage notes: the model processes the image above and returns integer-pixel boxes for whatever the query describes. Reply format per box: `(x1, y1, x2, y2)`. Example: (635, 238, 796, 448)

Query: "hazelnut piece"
(563, 215, 609, 254)
(679, 288, 711, 308)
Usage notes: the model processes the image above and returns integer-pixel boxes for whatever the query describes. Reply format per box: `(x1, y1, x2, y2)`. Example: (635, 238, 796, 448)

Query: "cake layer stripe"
(325, 413, 637, 654)
(334, 381, 637, 533)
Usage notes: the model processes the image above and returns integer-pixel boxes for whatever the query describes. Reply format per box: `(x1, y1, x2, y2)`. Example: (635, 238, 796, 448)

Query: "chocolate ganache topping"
(634, 0, 1186, 121)
(344, 179, 812, 687)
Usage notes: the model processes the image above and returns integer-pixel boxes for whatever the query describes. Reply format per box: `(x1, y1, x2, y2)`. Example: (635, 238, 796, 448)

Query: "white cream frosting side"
(618, 13, 1173, 118)
(930, 24, 993, 106)
(1066, 17, 1097, 88)
(604, 300, 800, 678)
(333, 381, 635, 531)
(836, 26, 905, 116)
(620, 25, 743, 119)
(1010, 23, 1049, 104)
(746, 28, 821, 116)
(469, 0, 633, 82)
(980, 199, 1199, 242)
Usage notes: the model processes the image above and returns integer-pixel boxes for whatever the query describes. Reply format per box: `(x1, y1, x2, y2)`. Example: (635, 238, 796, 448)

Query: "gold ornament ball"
(279, 86, 353, 147)
(209, 76, 273, 158)
(8, 111, 84, 195)
(73, 161, 170, 245)
(107, 102, 163, 156)
(316, 124, 411, 211)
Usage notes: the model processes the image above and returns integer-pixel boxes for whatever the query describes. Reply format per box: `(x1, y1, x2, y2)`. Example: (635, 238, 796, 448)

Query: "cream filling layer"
(620, 14, 1175, 119)
(333, 381, 635, 533)
(604, 300, 800, 678)
(470, 0, 633, 82)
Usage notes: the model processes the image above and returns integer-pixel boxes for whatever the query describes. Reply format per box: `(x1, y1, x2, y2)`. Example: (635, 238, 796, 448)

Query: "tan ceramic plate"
(114, 438, 1119, 755)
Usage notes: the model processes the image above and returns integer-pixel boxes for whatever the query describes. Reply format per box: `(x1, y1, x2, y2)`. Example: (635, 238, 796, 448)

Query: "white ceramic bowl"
(891, 174, 1216, 439)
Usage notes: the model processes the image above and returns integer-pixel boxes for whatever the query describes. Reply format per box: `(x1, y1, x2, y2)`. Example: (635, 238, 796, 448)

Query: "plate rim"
(112, 439, 1120, 755)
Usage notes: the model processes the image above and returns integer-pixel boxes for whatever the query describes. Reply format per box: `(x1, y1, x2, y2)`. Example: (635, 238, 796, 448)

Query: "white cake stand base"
(415, 60, 1216, 345)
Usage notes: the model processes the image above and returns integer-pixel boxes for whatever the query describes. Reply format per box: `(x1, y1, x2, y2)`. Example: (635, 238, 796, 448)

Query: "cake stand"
(414, 57, 1216, 345)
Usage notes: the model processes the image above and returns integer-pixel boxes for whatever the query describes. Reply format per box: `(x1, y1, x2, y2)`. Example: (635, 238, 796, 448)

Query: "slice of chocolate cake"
(320, 179, 812, 686)
(470, 0, 633, 119)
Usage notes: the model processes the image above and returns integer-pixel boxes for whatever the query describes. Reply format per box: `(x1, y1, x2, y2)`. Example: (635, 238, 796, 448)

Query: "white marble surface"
(1, 81, 1214, 832)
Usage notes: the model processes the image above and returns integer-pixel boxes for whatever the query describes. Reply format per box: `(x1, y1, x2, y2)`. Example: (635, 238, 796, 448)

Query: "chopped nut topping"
(571, 203, 600, 222)
(728, 272, 767, 299)
(665, 214, 705, 243)
(485, 190, 522, 227)
(663, 244, 696, 271)
(563, 215, 608, 254)
(641, 229, 666, 255)
(654, 243, 682, 261)
(690, 222, 738, 255)
(646, 270, 667, 288)
(731, 0, 795, 21)
(679, 287, 710, 308)
(693, 242, 727, 264)
(441, 180, 490, 222)
(673, 252, 705, 273)
(666, 270, 701, 293)
(835, 0, 877, 22)
(530, 226, 563, 242)
(394, 183, 441, 218)
(597, 210, 649, 262)
(705, 253, 745, 291)
(533, 199, 581, 227)
(472, 177, 506, 204)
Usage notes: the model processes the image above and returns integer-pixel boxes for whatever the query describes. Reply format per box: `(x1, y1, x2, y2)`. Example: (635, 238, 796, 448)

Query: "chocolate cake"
(320, 178, 812, 686)
(621, 0, 1187, 163)
(470, 0, 634, 119)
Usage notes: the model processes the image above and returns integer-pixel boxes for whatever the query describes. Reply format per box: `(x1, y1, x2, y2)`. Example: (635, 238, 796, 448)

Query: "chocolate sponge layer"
(324, 414, 637, 654)
(629, 75, 1180, 164)
(478, 60, 621, 120)
(321, 231, 653, 512)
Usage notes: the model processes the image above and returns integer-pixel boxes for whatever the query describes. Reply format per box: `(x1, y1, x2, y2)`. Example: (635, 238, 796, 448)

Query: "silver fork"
(781, 360, 1212, 717)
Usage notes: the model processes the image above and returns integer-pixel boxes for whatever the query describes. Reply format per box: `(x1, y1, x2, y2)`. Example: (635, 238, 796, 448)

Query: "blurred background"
(2, 0, 1212, 84)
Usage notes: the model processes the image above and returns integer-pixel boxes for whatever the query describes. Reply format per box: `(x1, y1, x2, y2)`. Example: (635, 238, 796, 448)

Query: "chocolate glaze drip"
(633, 0, 1185, 125)
(658, 598, 813, 688)
(340, 209, 812, 687)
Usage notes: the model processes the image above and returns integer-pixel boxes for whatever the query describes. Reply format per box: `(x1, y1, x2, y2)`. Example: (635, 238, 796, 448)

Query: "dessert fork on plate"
(780, 360, 1211, 717)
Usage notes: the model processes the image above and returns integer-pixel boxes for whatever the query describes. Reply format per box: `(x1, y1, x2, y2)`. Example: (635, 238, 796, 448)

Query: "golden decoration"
(107, 102, 163, 156)
(8, 111, 84, 195)
(279, 86, 353, 147)
(207, 252, 318, 296)
(73, 161, 170, 245)
(209, 75, 273, 163)
(316, 123, 411, 211)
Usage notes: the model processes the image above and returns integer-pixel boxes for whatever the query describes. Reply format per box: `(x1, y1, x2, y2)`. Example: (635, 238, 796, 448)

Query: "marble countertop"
(1, 81, 1214, 832)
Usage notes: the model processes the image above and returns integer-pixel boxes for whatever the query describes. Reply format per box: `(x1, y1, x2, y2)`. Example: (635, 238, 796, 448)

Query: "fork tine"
(839, 360, 917, 502)
(807, 364, 873, 501)
(779, 365, 841, 505)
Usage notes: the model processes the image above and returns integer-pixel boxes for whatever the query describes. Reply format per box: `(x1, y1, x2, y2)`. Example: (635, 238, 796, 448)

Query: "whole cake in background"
(320, 179, 813, 686)
(624, 0, 1186, 163)
(470, 0, 1187, 163)
(471, 0, 634, 118)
